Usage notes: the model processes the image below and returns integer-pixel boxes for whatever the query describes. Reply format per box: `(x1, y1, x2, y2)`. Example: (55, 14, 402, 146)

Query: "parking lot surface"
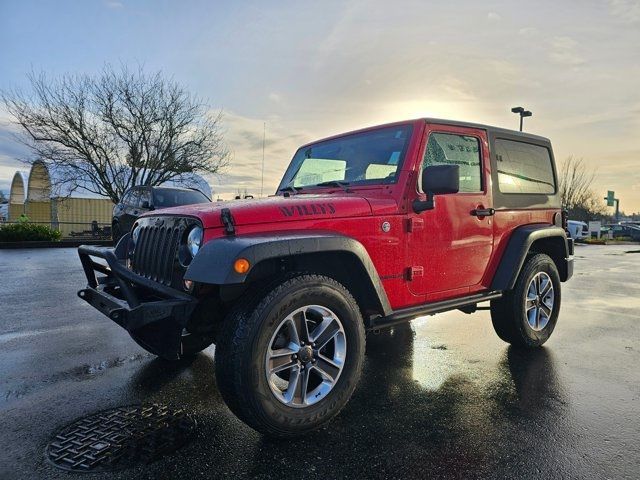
(0, 245, 638, 479)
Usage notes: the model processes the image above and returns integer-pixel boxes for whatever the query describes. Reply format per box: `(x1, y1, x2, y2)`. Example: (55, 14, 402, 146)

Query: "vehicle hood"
(145, 194, 374, 229)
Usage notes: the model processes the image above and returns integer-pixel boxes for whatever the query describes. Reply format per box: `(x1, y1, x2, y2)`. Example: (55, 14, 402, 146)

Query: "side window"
(121, 190, 135, 206)
(139, 188, 151, 207)
(421, 133, 482, 192)
(495, 139, 555, 194)
(128, 188, 141, 208)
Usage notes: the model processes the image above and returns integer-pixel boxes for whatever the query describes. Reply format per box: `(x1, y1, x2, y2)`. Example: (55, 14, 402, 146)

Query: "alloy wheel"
(265, 305, 346, 408)
(525, 271, 555, 331)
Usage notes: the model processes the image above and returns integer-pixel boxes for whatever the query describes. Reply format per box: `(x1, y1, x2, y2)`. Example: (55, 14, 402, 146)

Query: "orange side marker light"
(234, 258, 250, 274)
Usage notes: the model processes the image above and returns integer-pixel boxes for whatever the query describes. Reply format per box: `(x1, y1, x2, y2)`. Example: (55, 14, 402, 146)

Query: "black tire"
(490, 253, 561, 348)
(215, 274, 365, 437)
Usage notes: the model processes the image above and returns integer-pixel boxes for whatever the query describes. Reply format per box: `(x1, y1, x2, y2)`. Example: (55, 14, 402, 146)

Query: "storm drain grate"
(46, 404, 195, 472)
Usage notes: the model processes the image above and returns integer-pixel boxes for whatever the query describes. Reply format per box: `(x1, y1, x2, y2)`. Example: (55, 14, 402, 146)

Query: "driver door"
(406, 124, 494, 301)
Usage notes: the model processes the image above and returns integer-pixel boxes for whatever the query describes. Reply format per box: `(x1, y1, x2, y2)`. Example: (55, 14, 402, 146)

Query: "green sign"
(606, 190, 615, 207)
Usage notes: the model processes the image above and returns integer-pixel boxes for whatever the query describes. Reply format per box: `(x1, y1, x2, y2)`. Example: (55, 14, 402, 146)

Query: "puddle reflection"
(252, 323, 568, 478)
(123, 323, 568, 478)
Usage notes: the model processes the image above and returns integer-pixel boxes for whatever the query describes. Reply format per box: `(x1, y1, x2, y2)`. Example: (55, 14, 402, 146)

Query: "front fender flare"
(184, 230, 392, 316)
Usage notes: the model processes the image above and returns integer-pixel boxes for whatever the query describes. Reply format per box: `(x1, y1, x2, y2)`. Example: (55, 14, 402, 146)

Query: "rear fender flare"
(491, 225, 571, 291)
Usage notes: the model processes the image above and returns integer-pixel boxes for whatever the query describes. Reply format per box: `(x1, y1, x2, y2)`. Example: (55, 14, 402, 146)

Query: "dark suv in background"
(112, 186, 210, 242)
(606, 223, 640, 241)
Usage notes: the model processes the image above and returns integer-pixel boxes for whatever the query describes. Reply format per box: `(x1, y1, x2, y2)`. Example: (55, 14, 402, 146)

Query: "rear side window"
(422, 133, 482, 192)
(495, 139, 555, 194)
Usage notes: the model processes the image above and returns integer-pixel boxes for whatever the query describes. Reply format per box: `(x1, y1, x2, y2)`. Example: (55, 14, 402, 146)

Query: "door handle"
(472, 207, 495, 217)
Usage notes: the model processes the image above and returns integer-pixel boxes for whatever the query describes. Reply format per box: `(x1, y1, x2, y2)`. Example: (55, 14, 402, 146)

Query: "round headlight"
(187, 226, 203, 257)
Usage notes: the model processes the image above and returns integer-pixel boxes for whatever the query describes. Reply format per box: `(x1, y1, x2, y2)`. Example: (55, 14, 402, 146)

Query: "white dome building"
(8, 170, 29, 220)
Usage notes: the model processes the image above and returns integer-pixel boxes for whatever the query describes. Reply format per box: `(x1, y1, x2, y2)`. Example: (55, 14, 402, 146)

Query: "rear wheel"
(214, 274, 365, 437)
(490, 253, 561, 348)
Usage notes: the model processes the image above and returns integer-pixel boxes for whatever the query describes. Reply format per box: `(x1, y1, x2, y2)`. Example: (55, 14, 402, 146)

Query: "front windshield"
(153, 188, 210, 208)
(278, 124, 413, 191)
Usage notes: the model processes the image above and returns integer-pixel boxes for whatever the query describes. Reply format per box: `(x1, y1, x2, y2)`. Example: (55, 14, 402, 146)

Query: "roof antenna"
(261, 121, 266, 197)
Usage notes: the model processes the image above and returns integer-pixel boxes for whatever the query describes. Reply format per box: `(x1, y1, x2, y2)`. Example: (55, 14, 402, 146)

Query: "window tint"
(139, 188, 151, 207)
(132, 189, 144, 207)
(152, 188, 210, 208)
(422, 133, 481, 192)
(124, 189, 141, 207)
(495, 139, 555, 194)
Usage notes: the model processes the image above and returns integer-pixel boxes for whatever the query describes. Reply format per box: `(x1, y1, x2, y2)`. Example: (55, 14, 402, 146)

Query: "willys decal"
(279, 203, 336, 217)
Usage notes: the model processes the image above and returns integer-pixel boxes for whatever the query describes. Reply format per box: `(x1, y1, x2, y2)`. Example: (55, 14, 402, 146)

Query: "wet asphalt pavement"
(0, 245, 639, 479)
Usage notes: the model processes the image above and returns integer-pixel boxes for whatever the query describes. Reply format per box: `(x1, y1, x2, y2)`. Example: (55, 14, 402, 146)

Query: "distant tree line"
(558, 156, 608, 221)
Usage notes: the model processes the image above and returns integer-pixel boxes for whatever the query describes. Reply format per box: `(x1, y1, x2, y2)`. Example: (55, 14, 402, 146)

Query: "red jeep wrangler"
(78, 118, 574, 436)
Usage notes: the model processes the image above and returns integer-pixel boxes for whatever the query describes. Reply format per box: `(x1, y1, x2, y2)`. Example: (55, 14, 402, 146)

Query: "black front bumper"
(77, 236, 196, 360)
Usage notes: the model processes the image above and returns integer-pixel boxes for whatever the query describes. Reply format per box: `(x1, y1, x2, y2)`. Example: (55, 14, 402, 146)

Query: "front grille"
(132, 224, 183, 286)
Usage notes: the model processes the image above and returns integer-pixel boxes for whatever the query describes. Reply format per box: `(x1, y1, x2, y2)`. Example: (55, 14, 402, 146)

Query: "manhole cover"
(46, 404, 195, 472)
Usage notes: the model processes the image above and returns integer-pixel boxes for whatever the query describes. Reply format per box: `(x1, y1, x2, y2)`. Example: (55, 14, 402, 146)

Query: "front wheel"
(490, 253, 561, 348)
(214, 274, 365, 437)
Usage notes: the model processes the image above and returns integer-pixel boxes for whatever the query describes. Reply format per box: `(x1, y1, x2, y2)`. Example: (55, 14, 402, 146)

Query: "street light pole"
(511, 106, 533, 131)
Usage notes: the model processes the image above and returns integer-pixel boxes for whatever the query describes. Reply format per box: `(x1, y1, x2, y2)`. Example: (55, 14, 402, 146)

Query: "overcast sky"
(1, 0, 639, 210)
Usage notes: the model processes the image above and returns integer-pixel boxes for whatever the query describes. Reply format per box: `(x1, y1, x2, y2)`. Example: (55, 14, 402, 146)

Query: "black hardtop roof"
(422, 117, 551, 143)
(300, 117, 551, 149)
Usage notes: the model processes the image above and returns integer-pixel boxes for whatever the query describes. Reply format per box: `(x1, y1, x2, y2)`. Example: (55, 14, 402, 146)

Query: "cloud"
(0, 122, 30, 169)
(104, 1, 123, 8)
(487, 12, 501, 21)
(441, 76, 477, 102)
(518, 26, 539, 36)
(548, 36, 586, 66)
(607, 0, 640, 23)
(212, 111, 312, 198)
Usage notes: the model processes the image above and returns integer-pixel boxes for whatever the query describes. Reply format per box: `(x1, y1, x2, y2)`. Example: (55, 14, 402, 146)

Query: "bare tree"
(2, 66, 229, 203)
(558, 156, 605, 220)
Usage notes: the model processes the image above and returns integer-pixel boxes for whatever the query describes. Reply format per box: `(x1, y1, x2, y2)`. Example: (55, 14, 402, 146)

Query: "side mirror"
(413, 164, 459, 213)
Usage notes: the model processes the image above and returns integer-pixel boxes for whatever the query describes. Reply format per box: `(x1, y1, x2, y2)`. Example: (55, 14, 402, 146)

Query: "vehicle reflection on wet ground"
(0, 245, 638, 479)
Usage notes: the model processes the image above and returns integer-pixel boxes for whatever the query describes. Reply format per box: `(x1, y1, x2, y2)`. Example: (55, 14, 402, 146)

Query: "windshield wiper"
(313, 180, 352, 193)
(277, 185, 303, 195)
